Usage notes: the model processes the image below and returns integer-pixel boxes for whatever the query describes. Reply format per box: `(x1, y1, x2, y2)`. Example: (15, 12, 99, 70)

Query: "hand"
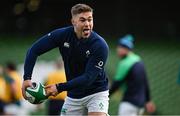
(145, 101, 156, 113)
(45, 84, 58, 97)
(22, 80, 32, 100)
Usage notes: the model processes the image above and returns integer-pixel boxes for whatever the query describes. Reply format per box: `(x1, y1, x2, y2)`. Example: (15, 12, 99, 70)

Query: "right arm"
(22, 29, 65, 99)
(109, 80, 125, 96)
(109, 61, 128, 96)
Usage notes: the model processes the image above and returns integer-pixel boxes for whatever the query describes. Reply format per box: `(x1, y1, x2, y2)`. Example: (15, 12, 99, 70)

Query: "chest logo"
(64, 42, 70, 48)
(86, 50, 90, 57)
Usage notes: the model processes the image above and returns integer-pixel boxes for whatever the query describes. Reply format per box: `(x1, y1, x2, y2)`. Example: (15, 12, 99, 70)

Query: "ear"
(71, 18, 75, 26)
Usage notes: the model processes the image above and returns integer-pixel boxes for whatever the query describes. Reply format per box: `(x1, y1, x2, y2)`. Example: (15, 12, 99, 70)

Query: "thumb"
(29, 82, 33, 87)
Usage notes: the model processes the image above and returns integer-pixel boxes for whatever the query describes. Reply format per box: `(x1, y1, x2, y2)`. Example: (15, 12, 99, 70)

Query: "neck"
(120, 52, 130, 59)
(74, 28, 82, 39)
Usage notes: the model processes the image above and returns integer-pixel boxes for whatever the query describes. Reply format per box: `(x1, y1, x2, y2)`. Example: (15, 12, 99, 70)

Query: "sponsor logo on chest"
(63, 42, 70, 48)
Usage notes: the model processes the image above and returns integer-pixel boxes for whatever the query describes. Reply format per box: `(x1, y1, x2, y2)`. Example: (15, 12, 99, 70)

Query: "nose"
(84, 20, 89, 26)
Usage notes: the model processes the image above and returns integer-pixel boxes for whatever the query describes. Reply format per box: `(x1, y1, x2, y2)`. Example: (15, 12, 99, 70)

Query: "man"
(0, 65, 16, 115)
(44, 58, 67, 115)
(0, 65, 6, 115)
(109, 35, 155, 115)
(22, 4, 109, 116)
(4, 62, 23, 115)
(5, 62, 23, 104)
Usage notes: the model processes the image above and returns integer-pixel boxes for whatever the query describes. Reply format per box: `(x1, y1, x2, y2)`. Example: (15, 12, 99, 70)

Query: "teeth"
(83, 29, 90, 33)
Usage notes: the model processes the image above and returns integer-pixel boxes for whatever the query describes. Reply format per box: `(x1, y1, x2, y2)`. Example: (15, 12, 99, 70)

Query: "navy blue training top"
(24, 26, 109, 98)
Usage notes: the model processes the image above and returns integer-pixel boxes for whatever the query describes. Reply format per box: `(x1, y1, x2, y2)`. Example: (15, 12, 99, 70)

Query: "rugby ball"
(25, 82, 48, 104)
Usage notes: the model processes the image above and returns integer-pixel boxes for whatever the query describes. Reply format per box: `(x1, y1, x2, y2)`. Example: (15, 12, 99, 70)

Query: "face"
(117, 46, 129, 58)
(72, 12, 93, 39)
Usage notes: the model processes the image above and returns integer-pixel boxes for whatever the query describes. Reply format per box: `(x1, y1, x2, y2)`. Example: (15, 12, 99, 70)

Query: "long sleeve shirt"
(24, 26, 109, 98)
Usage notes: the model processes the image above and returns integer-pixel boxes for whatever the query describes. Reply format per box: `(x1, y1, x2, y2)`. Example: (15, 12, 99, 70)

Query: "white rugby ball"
(25, 82, 48, 104)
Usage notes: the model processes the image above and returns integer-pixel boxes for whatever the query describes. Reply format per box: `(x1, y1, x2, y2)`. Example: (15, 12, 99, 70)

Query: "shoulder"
(130, 61, 147, 75)
(9, 71, 21, 79)
(119, 53, 141, 68)
(126, 53, 141, 62)
(46, 26, 74, 44)
(133, 61, 145, 69)
(90, 32, 109, 52)
(51, 26, 73, 35)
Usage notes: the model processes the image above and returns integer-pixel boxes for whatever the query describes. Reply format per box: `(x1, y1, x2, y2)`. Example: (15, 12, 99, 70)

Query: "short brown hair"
(71, 4, 93, 16)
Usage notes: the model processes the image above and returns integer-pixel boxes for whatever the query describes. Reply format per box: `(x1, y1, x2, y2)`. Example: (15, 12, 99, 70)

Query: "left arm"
(109, 60, 129, 96)
(144, 69, 156, 113)
(136, 62, 151, 103)
(56, 44, 109, 92)
(133, 62, 156, 113)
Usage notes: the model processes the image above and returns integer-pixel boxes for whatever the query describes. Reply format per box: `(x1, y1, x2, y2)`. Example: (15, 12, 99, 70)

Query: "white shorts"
(61, 90, 109, 116)
(118, 102, 144, 116)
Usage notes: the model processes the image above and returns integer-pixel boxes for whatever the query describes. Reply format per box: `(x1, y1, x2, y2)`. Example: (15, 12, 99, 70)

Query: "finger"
(52, 92, 57, 96)
(46, 92, 50, 97)
(45, 85, 52, 89)
(45, 89, 52, 97)
(22, 87, 28, 100)
(51, 93, 55, 96)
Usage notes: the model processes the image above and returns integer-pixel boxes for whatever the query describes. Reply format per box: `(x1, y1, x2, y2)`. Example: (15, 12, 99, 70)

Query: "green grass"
(1, 36, 180, 115)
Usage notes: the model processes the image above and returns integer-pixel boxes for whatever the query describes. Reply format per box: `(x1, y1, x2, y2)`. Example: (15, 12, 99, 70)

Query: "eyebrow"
(79, 16, 93, 20)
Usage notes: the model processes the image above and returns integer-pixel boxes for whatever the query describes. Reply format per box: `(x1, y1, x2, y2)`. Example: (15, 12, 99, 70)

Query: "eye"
(80, 19, 86, 22)
(88, 19, 92, 22)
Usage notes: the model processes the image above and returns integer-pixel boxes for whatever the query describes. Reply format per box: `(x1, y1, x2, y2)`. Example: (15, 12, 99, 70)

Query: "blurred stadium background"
(0, 0, 180, 115)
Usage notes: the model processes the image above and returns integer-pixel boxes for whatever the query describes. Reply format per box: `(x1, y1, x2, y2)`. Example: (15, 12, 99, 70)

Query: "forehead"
(74, 12, 93, 19)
